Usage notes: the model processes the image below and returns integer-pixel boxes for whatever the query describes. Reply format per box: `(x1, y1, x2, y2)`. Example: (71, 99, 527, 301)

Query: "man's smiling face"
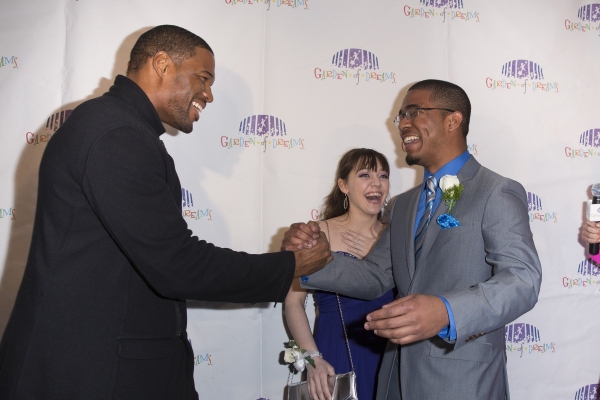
(397, 89, 453, 173)
(164, 47, 215, 133)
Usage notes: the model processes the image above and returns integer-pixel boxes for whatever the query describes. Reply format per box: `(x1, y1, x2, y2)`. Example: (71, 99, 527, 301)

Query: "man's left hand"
(582, 220, 600, 244)
(364, 294, 449, 345)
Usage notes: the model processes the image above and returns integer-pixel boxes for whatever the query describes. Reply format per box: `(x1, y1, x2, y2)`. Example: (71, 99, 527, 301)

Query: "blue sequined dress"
(313, 251, 395, 400)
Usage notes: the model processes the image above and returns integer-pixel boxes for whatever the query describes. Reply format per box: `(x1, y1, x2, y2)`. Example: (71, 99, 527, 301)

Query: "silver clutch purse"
(287, 371, 358, 400)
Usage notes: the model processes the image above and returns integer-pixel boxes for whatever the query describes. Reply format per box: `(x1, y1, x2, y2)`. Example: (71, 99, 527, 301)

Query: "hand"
(364, 294, 449, 345)
(340, 227, 379, 258)
(306, 357, 335, 400)
(282, 221, 321, 251)
(293, 232, 333, 278)
(582, 220, 600, 244)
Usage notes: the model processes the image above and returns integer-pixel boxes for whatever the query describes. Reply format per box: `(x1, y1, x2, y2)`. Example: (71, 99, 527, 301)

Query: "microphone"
(588, 183, 600, 255)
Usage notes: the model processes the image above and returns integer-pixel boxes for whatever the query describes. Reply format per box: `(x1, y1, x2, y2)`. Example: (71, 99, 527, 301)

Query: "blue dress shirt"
(413, 150, 471, 342)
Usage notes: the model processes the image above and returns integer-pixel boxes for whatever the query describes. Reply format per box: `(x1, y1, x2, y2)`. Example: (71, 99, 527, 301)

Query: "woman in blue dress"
(285, 148, 395, 400)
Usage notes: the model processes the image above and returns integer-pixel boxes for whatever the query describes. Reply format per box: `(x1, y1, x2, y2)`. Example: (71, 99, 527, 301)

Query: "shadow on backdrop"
(0, 27, 151, 336)
(0, 24, 272, 332)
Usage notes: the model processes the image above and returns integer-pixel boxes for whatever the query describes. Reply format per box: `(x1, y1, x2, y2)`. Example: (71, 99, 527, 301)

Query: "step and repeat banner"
(1, 0, 599, 399)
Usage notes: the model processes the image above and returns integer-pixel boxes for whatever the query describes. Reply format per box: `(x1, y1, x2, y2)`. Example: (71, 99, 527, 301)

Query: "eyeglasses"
(393, 107, 456, 127)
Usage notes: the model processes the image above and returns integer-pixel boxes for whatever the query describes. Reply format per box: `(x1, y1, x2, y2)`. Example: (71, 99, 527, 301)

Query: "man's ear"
(151, 51, 172, 78)
(446, 111, 463, 134)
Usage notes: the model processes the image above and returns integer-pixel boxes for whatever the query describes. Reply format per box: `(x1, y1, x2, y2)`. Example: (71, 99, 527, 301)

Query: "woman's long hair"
(321, 148, 390, 221)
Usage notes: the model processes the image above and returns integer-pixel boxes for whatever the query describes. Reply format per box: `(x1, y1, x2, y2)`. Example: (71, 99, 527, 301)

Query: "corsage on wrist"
(284, 340, 322, 372)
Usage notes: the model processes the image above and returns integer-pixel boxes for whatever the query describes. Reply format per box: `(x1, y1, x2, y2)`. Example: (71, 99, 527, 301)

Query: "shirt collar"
(107, 75, 166, 137)
(422, 150, 471, 189)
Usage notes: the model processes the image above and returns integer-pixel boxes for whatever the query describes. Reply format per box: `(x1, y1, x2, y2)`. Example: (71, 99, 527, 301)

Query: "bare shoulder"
(318, 219, 340, 240)
(317, 220, 329, 240)
(321, 218, 346, 247)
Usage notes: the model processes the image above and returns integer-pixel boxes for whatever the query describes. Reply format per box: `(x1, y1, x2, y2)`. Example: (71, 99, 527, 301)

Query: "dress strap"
(323, 220, 332, 250)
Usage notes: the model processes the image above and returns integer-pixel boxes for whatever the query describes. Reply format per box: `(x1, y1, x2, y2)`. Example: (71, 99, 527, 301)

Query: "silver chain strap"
(335, 293, 355, 372)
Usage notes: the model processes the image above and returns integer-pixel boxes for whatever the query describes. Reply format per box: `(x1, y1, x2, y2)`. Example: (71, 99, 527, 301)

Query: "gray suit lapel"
(456, 155, 480, 184)
(404, 189, 420, 281)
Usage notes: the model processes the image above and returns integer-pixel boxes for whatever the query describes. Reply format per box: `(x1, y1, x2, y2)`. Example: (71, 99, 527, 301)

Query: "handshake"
(282, 222, 334, 278)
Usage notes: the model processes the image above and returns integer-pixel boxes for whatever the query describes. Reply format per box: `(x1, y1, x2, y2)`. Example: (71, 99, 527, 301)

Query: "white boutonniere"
(439, 175, 464, 215)
(437, 175, 464, 230)
(284, 340, 321, 372)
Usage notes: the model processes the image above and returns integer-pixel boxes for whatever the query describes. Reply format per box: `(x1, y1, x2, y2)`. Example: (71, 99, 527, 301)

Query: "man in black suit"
(0, 25, 331, 400)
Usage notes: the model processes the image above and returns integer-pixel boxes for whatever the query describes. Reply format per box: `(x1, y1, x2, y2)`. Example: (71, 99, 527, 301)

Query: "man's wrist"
(435, 295, 457, 342)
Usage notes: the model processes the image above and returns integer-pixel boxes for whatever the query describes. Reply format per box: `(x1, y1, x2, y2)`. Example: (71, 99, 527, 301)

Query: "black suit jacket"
(0, 76, 295, 399)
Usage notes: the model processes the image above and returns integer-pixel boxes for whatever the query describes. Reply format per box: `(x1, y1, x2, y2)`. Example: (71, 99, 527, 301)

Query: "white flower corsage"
(437, 175, 464, 229)
(439, 175, 464, 214)
(284, 340, 321, 372)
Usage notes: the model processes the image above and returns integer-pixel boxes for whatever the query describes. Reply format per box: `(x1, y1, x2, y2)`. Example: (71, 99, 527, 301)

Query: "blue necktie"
(414, 176, 437, 262)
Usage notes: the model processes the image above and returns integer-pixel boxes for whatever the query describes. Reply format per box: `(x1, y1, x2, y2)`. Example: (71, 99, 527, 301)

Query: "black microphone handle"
(590, 195, 600, 255)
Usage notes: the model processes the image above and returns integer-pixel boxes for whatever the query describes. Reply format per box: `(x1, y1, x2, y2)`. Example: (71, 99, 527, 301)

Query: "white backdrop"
(1, 0, 599, 399)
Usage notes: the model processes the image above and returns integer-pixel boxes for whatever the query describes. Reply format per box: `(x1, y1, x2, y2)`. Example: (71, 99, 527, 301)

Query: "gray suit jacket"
(302, 156, 542, 400)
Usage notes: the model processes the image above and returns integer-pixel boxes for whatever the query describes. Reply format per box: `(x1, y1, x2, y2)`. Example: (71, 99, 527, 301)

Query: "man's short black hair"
(408, 79, 471, 137)
(127, 25, 213, 74)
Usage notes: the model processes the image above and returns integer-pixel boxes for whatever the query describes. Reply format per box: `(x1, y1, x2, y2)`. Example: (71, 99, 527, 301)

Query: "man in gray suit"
(283, 79, 542, 399)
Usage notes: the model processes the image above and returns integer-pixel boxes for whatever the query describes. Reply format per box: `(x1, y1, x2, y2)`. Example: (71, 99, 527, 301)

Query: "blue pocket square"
(437, 214, 461, 230)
